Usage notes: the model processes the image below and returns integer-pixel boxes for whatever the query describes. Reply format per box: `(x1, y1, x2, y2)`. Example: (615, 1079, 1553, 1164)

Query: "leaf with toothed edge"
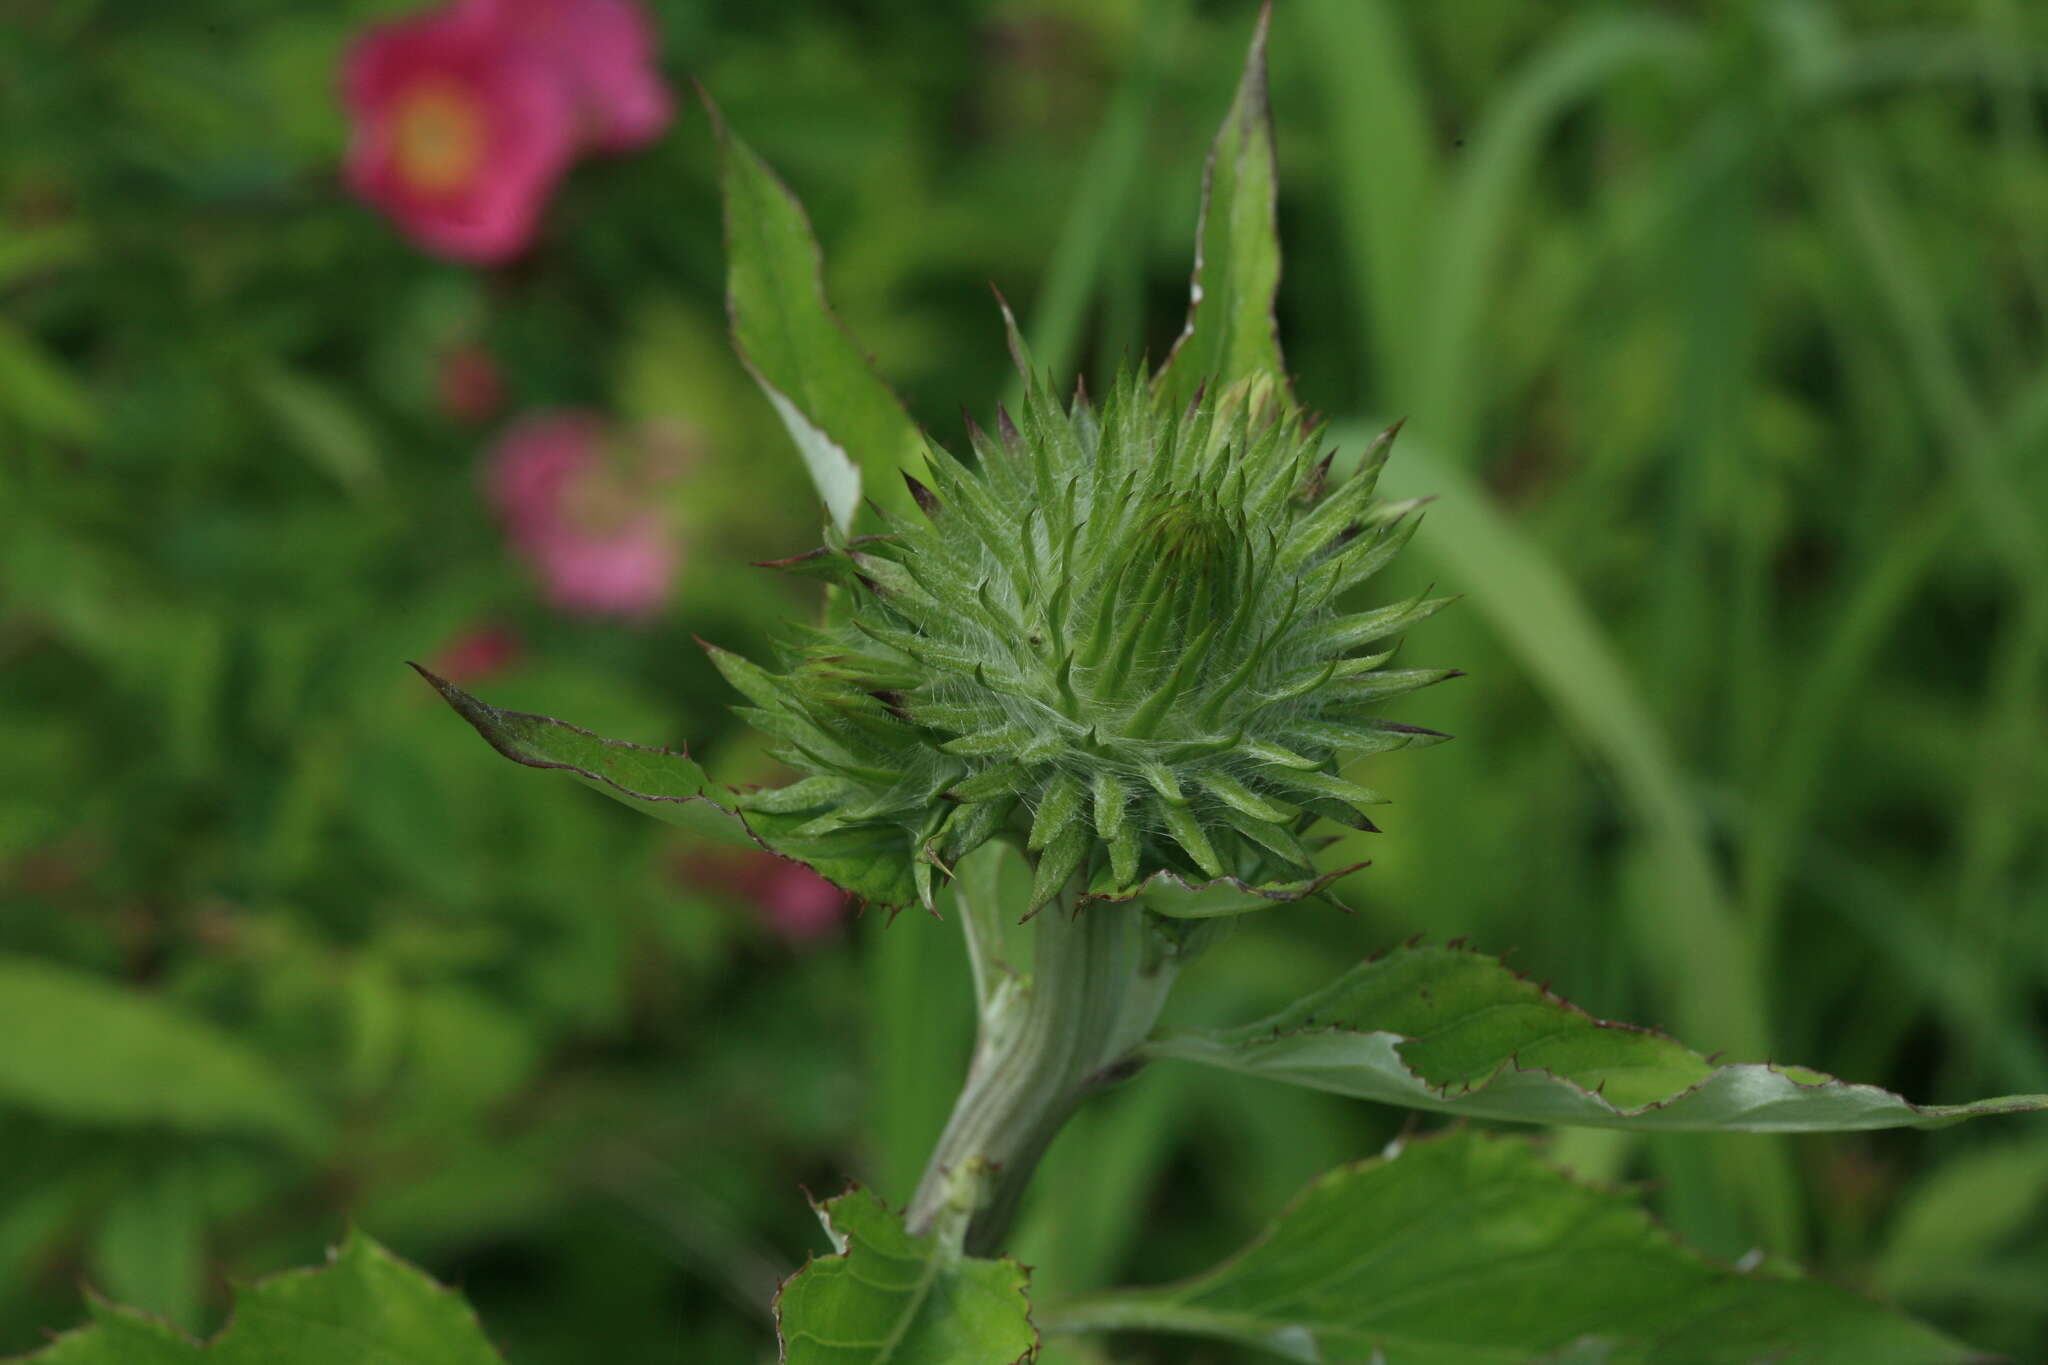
(1143, 942, 2048, 1131)
(411, 667, 923, 909)
(774, 1187, 1038, 1365)
(413, 665, 755, 845)
(1039, 1130, 1978, 1364)
(745, 809, 923, 911)
(1153, 2, 1288, 411)
(704, 89, 926, 533)
(13, 1229, 504, 1363)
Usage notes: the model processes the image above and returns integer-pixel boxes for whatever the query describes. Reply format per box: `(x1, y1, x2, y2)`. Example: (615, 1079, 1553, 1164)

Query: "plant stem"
(905, 877, 1183, 1255)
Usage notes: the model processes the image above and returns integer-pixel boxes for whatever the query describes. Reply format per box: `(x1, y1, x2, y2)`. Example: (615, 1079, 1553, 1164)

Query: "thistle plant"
(719, 360, 1452, 920)
(22, 7, 2048, 1365)
(403, 9, 2048, 1362)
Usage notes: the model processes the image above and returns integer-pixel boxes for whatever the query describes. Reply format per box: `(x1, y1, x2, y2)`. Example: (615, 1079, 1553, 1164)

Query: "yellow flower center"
(392, 80, 485, 195)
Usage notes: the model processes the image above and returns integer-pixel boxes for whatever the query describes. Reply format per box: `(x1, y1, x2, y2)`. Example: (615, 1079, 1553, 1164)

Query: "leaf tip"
(903, 469, 939, 516)
(405, 659, 449, 691)
(990, 282, 1032, 377)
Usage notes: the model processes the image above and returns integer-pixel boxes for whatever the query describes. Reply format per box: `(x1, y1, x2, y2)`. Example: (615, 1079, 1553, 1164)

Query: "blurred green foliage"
(4, 0, 2046, 1361)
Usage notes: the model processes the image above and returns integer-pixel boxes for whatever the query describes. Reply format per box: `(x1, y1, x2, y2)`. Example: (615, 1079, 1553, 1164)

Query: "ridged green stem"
(905, 877, 1181, 1256)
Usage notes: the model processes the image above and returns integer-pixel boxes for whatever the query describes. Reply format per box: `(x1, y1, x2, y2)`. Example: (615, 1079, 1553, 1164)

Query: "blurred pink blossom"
(342, 4, 577, 263)
(430, 622, 524, 681)
(461, 0, 673, 152)
(486, 412, 683, 619)
(678, 849, 850, 947)
(342, 0, 672, 261)
(750, 860, 851, 945)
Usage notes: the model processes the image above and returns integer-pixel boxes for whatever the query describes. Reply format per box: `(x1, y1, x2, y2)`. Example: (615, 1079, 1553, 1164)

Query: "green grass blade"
(1013, 0, 1187, 396)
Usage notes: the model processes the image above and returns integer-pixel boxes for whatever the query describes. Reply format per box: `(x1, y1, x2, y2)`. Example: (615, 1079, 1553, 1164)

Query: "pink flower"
(486, 412, 683, 619)
(677, 850, 850, 947)
(430, 622, 524, 681)
(526, 525, 678, 618)
(750, 860, 850, 945)
(342, 4, 577, 262)
(459, 0, 673, 152)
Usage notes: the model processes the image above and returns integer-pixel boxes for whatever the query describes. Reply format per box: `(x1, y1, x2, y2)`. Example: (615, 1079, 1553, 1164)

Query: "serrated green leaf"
(15, 1229, 503, 1364)
(14, 1301, 197, 1365)
(0, 956, 320, 1149)
(1146, 943, 2048, 1131)
(774, 1187, 1037, 1365)
(744, 809, 921, 909)
(417, 667, 922, 906)
(1042, 1131, 1975, 1364)
(413, 665, 754, 846)
(1153, 4, 1287, 409)
(708, 94, 925, 532)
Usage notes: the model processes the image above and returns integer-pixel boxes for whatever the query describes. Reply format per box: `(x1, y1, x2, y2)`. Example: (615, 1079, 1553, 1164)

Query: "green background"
(5, 0, 2046, 1359)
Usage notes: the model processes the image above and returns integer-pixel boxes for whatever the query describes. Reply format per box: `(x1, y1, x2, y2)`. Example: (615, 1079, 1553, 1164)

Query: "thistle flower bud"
(719, 351, 1453, 916)
(1111, 491, 1244, 658)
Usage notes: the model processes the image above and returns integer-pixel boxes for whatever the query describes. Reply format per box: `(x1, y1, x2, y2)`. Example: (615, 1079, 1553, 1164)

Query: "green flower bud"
(719, 349, 1454, 915)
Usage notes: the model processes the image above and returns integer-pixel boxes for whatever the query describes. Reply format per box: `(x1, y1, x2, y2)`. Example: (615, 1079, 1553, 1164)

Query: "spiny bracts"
(715, 351, 1455, 916)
